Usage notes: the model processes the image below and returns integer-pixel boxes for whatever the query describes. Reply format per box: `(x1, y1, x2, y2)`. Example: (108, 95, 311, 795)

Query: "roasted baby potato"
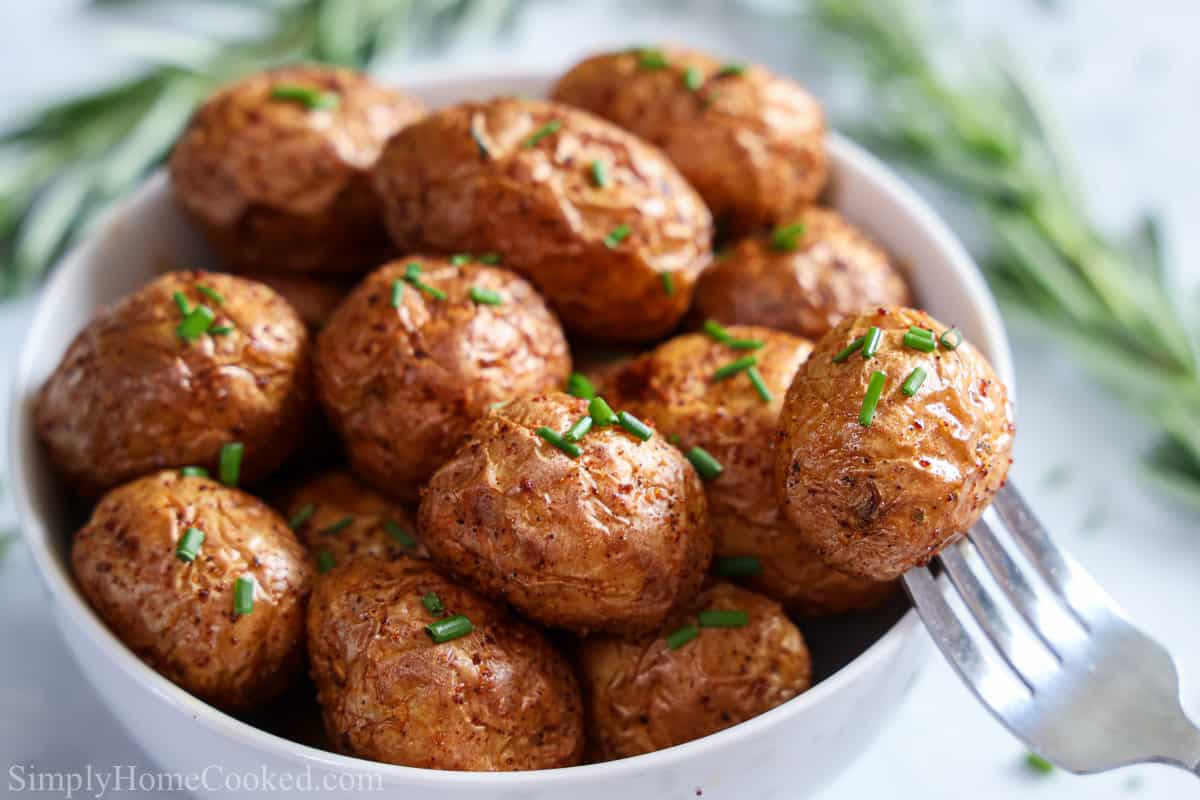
(277, 470, 425, 567)
(72, 471, 313, 711)
(418, 393, 713, 635)
(776, 307, 1014, 580)
(315, 258, 570, 501)
(611, 325, 896, 615)
(242, 272, 349, 330)
(371, 97, 713, 341)
(693, 207, 912, 340)
(170, 65, 423, 273)
(307, 557, 585, 770)
(552, 47, 827, 236)
(578, 581, 811, 760)
(36, 271, 312, 495)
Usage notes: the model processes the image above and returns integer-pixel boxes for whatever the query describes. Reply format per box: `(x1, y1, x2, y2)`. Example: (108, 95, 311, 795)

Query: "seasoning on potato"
(71, 470, 313, 711)
(775, 307, 1014, 581)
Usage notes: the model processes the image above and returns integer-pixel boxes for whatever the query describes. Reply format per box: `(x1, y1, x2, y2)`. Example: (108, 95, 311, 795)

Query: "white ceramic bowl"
(10, 71, 1013, 800)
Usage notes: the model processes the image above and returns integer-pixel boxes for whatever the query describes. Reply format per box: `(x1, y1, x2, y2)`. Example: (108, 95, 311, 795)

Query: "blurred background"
(0, 1, 1197, 797)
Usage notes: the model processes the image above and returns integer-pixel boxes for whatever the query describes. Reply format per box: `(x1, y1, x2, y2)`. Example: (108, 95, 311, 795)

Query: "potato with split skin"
(693, 206, 912, 340)
(307, 557, 585, 770)
(315, 258, 570, 502)
(577, 581, 812, 760)
(775, 307, 1014, 581)
(552, 47, 827, 236)
(418, 392, 713, 635)
(371, 97, 713, 341)
(71, 470, 313, 712)
(611, 325, 895, 615)
(170, 65, 424, 274)
(36, 270, 312, 496)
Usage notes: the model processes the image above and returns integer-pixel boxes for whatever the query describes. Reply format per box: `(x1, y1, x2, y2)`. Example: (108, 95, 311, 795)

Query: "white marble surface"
(1, 1, 1198, 797)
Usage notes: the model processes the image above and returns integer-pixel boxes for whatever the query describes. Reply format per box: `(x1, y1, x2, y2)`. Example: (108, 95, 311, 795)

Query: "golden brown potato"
(36, 271, 312, 495)
(170, 65, 423, 273)
(315, 258, 570, 501)
(418, 393, 712, 635)
(242, 273, 349, 330)
(307, 557, 584, 770)
(552, 48, 827, 236)
(578, 581, 811, 760)
(371, 97, 713, 341)
(776, 307, 1014, 580)
(611, 325, 896, 615)
(72, 471, 313, 711)
(693, 207, 912, 340)
(277, 470, 425, 567)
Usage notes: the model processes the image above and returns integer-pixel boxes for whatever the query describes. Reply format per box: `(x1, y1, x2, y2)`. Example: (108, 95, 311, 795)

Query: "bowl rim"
(8, 69, 1013, 786)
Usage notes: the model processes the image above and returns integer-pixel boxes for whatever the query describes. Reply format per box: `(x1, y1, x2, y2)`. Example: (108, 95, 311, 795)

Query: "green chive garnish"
(450, 253, 472, 266)
(683, 66, 704, 91)
(698, 609, 748, 628)
(566, 372, 596, 400)
(565, 415, 593, 442)
(195, 284, 224, 306)
(713, 355, 757, 380)
(902, 326, 937, 352)
(603, 223, 631, 249)
(402, 263, 446, 300)
(665, 623, 698, 650)
(716, 63, 746, 77)
(727, 338, 764, 350)
(385, 520, 417, 549)
(703, 319, 730, 342)
(769, 221, 807, 251)
(390, 279, 404, 307)
(208, 325, 233, 336)
(714, 555, 761, 577)
(478, 252, 501, 264)
(590, 159, 607, 188)
(270, 85, 339, 110)
(861, 326, 883, 358)
(179, 466, 208, 478)
(322, 516, 353, 536)
(617, 411, 653, 441)
(173, 291, 190, 315)
(660, 271, 675, 296)
(832, 335, 866, 363)
(469, 286, 504, 305)
(637, 48, 669, 69)
(176, 305, 215, 342)
(537, 427, 582, 457)
(860, 370, 887, 427)
(317, 550, 336, 574)
(426, 614, 474, 643)
(686, 446, 723, 480)
(523, 120, 562, 148)
(288, 502, 316, 529)
(902, 367, 927, 397)
(422, 592, 445, 616)
(940, 328, 963, 350)
(588, 396, 617, 426)
(233, 575, 254, 617)
(218, 442, 243, 487)
(747, 366, 773, 403)
(405, 262, 423, 281)
(1025, 753, 1054, 775)
(176, 527, 205, 563)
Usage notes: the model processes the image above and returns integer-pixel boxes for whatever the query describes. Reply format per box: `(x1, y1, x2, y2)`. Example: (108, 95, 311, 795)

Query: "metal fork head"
(903, 483, 1200, 776)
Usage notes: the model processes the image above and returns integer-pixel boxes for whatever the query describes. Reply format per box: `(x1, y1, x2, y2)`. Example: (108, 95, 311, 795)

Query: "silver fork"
(903, 483, 1200, 777)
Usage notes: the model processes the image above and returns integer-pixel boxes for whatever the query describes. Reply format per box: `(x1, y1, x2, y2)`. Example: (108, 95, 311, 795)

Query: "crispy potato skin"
(776, 308, 1014, 580)
(307, 557, 584, 770)
(71, 471, 313, 711)
(36, 271, 312, 495)
(277, 470, 426, 566)
(242, 273, 349, 330)
(693, 207, 912, 340)
(315, 259, 570, 501)
(418, 393, 713, 635)
(371, 97, 713, 341)
(578, 582, 811, 760)
(552, 49, 827, 236)
(170, 66, 423, 273)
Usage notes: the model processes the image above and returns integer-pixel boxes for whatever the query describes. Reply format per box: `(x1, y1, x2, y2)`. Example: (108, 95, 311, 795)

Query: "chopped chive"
(469, 286, 504, 305)
(617, 411, 654, 441)
(233, 575, 255, 617)
(218, 442, 243, 487)
(176, 527, 205, 563)
(860, 370, 887, 427)
(208, 325, 233, 336)
(901, 367, 927, 397)
(683, 66, 704, 91)
(716, 63, 746, 77)
(1025, 753, 1054, 775)
(426, 614, 474, 643)
(270, 85, 339, 110)
(537, 426, 582, 457)
(747, 366, 773, 403)
(404, 262, 423, 281)
(861, 326, 883, 359)
(523, 120, 562, 148)
(391, 279, 404, 307)
(637, 48, 669, 70)
(832, 335, 866, 363)
(727, 338, 763, 351)
(412, 280, 446, 300)
(714, 555, 761, 577)
(288, 502, 316, 529)
(588, 396, 617, 426)
(450, 253, 472, 266)
(316, 550, 336, 574)
(384, 520, 417, 549)
(172, 291, 190, 315)
(179, 466, 208, 478)
(176, 305, 215, 342)
(422, 591, 445, 616)
(195, 284, 224, 306)
(769, 221, 807, 252)
(940, 328, 963, 350)
(590, 159, 608, 188)
(713, 355, 757, 380)
(603, 223, 632, 249)
(665, 623, 698, 650)
(698, 609, 748, 628)
(470, 125, 490, 158)
(565, 415, 593, 442)
(478, 252, 502, 264)
(686, 446, 723, 480)
(660, 271, 675, 296)
(566, 372, 597, 400)
(703, 319, 730, 342)
(322, 516, 353, 536)
(902, 326, 937, 352)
